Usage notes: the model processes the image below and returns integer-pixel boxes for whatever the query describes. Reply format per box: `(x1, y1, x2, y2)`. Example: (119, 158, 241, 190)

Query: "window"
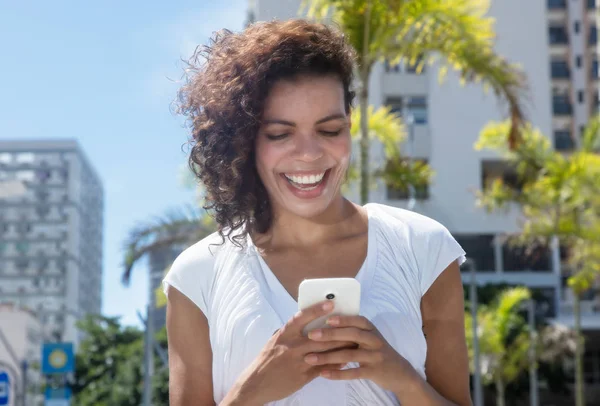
(384, 60, 401, 73)
(503, 243, 550, 272)
(455, 235, 496, 272)
(575, 21, 581, 34)
(0, 153, 12, 164)
(576, 56, 582, 68)
(0, 242, 7, 254)
(590, 26, 597, 46)
(551, 59, 570, 78)
(35, 169, 51, 183)
(588, 0, 596, 10)
(592, 59, 598, 79)
(547, 0, 566, 9)
(15, 259, 29, 271)
(580, 125, 586, 136)
(554, 130, 575, 151)
(36, 205, 50, 219)
(579, 90, 585, 103)
(549, 26, 569, 45)
(481, 160, 524, 191)
(15, 241, 30, 254)
(386, 183, 429, 200)
(386, 96, 428, 124)
(553, 94, 572, 115)
(15, 153, 35, 164)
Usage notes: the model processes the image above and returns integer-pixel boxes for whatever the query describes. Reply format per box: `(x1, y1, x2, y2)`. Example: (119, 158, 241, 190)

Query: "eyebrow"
(262, 113, 347, 127)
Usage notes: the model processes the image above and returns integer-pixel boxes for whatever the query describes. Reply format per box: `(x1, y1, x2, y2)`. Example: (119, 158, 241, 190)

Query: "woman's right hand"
(221, 300, 354, 405)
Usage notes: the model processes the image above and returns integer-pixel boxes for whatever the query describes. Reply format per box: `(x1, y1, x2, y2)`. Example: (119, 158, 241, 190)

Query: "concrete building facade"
(0, 139, 104, 347)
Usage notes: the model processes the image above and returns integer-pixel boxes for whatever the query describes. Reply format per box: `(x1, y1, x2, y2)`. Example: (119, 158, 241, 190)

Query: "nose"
(293, 133, 323, 162)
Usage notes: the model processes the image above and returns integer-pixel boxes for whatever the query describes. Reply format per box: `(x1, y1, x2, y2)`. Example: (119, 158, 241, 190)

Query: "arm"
(396, 260, 471, 406)
(165, 285, 216, 406)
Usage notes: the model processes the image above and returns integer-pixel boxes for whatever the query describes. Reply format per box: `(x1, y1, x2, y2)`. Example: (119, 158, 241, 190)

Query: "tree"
(465, 287, 532, 406)
(347, 104, 433, 197)
(475, 117, 600, 406)
(121, 205, 215, 285)
(302, 0, 527, 204)
(463, 283, 576, 404)
(72, 315, 143, 405)
(72, 315, 169, 405)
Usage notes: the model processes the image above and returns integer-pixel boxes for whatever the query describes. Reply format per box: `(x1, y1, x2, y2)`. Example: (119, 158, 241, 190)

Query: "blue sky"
(0, 0, 247, 327)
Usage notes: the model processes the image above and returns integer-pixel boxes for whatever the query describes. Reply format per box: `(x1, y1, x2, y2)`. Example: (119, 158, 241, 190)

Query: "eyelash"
(266, 130, 341, 141)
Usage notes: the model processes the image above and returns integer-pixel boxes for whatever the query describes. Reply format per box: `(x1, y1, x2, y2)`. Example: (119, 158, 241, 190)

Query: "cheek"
(255, 141, 282, 181)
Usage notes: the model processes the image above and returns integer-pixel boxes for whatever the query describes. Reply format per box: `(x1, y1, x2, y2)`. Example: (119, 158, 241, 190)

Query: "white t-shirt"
(163, 203, 466, 405)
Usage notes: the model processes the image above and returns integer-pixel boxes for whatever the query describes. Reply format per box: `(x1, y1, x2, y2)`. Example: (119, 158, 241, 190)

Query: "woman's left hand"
(303, 315, 418, 393)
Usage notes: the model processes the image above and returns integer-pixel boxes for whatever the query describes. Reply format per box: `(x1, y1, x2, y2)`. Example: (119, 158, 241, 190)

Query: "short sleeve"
(162, 235, 220, 317)
(416, 223, 466, 296)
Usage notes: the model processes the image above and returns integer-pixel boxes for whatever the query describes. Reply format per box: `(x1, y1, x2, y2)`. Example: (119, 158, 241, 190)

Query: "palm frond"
(121, 204, 214, 285)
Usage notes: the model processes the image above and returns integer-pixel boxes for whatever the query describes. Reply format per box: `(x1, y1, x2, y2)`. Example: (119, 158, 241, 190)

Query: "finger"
(286, 301, 333, 335)
(325, 315, 374, 330)
(304, 349, 380, 366)
(306, 340, 358, 354)
(320, 367, 364, 380)
(308, 327, 381, 349)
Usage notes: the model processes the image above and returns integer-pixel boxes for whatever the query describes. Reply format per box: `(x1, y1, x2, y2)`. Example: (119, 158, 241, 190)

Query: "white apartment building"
(249, 0, 600, 389)
(0, 304, 44, 406)
(0, 139, 104, 348)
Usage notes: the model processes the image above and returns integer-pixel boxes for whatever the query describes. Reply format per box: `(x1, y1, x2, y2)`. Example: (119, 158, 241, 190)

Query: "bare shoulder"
(421, 261, 472, 406)
(166, 284, 215, 406)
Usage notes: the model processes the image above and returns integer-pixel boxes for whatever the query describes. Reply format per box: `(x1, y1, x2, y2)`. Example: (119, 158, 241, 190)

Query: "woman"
(164, 19, 471, 406)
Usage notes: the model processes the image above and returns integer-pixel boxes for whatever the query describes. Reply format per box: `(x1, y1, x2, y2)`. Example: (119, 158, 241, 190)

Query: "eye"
(266, 133, 289, 141)
(320, 130, 341, 137)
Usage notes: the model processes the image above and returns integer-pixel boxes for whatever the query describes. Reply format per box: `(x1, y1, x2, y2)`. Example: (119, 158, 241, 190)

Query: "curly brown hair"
(177, 19, 357, 246)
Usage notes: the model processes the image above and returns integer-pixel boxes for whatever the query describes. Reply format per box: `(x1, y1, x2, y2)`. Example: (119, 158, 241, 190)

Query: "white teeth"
(284, 172, 325, 185)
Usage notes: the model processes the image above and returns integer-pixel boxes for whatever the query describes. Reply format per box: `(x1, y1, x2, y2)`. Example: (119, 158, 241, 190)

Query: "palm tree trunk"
(359, 2, 371, 205)
(574, 293, 585, 406)
(495, 376, 505, 406)
(359, 71, 369, 205)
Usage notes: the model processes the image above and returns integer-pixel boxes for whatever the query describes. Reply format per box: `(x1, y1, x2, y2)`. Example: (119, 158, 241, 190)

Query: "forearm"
(219, 379, 264, 406)
(392, 367, 464, 406)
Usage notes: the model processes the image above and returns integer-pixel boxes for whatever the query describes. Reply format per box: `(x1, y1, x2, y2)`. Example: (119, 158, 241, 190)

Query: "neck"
(263, 197, 361, 249)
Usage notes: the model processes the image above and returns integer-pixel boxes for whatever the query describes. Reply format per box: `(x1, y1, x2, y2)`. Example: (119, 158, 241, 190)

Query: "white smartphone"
(297, 277, 361, 336)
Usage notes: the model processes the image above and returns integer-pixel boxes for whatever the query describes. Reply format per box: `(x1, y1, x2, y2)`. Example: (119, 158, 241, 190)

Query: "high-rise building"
(249, 0, 600, 394)
(0, 139, 103, 348)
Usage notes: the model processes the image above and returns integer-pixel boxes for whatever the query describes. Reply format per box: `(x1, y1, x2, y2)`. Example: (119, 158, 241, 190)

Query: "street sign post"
(0, 371, 9, 406)
(41, 343, 74, 375)
(44, 387, 71, 406)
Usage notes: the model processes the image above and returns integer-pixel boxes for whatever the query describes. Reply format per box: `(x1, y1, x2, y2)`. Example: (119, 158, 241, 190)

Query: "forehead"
(262, 75, 345, 119)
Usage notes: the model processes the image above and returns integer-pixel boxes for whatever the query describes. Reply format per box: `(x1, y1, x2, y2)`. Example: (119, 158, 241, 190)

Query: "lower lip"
(281, 169, 331, 199)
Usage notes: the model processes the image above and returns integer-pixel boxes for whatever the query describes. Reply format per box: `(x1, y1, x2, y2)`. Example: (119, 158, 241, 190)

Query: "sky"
(0, 0, 247, 327)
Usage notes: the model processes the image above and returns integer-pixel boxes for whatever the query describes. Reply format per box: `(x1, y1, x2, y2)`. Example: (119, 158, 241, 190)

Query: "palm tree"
(347, 104, 433, 195)
(475, 116, 600, 406)
(302, 0, 527, 204)
(465, 286, 577, 406)
(465, 287, 532, 406)
(120, 205, 215, 285)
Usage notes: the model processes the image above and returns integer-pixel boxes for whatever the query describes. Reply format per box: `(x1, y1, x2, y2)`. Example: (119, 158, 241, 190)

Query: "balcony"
(548, 0, 567, 9)
(553, 96, 573, 116)
(551, 60, 570, 79)
(549, 26, 569, 45)
(554, 130, 575, 151)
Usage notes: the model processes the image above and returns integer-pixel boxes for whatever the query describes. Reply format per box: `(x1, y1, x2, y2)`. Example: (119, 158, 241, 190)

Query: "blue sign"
(0, 371, 10, 406)
(45, 386, 71, 406)
(42, 342, 75, 374)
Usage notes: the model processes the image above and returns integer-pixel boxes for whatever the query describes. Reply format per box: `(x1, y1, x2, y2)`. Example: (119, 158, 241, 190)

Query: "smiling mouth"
(282, 169, 330, 191)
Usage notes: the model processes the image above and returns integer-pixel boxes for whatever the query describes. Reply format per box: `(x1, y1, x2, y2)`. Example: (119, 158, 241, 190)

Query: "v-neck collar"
(247, 204, 377, 322)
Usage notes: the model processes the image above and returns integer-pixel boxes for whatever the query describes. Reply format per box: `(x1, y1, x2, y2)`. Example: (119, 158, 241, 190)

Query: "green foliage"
(464, 287, 532, 386)
(72, 315, 169, 406)
(302, 0, 527, 146)
(345, 105, 433, 192)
